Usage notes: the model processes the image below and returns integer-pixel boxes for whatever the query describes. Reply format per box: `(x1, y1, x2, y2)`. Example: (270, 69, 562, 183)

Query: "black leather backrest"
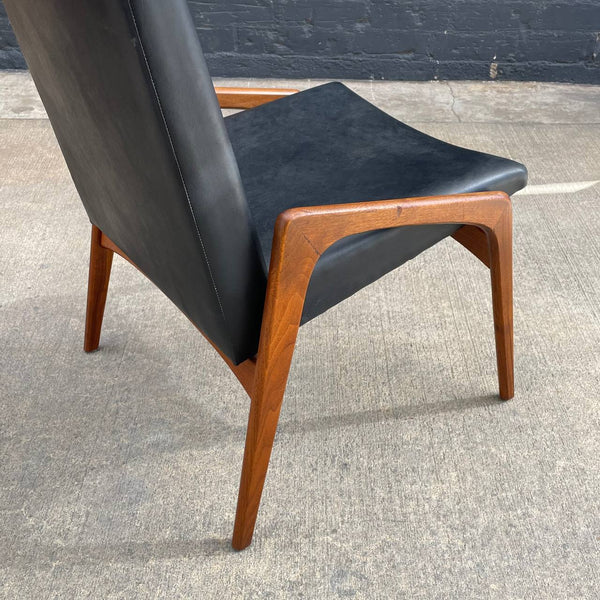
(5, 0, 266, 364)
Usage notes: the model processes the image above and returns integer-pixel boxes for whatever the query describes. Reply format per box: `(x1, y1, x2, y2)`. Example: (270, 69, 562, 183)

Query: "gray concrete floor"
(1, 73, 600, 599)
(2, 71, 600, 124)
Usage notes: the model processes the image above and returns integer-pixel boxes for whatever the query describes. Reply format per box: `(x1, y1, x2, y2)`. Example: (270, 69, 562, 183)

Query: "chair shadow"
(277, 393, 504, 436)
(1, 536, 234, 569)
(176, 393, 505, 449)
(3, 395, 505, 570)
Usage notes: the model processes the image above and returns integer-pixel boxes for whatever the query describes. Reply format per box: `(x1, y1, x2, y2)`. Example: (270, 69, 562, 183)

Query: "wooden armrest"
(215, 87, 299, 109)
(272, 191, 511, 260)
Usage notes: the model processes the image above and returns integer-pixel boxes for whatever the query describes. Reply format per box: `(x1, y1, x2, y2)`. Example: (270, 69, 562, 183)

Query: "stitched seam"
(127, 0, 226, 322)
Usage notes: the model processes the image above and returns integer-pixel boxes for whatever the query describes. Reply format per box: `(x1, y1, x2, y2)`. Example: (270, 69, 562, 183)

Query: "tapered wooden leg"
(231, 301, 304, 550)
(84, 225, 113, 352)
(487, 209, 514, 400)
(232, 219, 318, 550)
(453, 219, 514, 399)
(231, 356, 294, 550)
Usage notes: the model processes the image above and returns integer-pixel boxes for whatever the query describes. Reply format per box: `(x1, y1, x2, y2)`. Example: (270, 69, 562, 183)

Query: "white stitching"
(127, 0, 226, 322)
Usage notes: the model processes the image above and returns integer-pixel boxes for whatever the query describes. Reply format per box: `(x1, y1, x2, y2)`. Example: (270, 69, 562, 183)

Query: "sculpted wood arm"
(232, 190, 513, 549)
(214, 86, 299, 109)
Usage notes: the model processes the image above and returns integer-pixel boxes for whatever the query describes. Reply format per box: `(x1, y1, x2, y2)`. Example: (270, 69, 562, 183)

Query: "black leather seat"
(226, 82, 527, 322)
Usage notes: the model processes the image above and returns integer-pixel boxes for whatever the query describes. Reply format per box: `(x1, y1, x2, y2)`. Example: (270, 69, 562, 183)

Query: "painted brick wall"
(1, 1, 598, 82)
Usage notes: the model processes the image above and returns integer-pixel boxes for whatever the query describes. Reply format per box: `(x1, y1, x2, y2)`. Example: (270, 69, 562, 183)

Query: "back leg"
(84, 225, 113, 352)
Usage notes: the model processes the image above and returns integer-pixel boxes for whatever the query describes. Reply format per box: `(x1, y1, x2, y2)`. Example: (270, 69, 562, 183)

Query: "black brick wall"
(1, 1, 599, 82)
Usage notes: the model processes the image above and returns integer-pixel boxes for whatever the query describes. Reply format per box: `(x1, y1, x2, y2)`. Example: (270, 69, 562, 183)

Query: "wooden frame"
(214, 86, 299, 109)
(83, 88, 514, 551)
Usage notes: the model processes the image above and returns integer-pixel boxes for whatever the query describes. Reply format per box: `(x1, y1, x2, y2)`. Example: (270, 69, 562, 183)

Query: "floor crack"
(447, 81, 462, 123)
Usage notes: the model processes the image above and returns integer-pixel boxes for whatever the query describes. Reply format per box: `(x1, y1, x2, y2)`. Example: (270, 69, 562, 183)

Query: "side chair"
(5, 0, 527, 550)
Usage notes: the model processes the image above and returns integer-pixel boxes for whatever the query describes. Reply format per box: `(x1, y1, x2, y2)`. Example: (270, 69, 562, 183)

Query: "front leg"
(486, 209, 513, 399)
(232, 221, 320, 550)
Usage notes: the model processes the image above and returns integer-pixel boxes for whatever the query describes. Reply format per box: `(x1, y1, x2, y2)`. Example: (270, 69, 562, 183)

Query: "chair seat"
(225, 82, 527, 323)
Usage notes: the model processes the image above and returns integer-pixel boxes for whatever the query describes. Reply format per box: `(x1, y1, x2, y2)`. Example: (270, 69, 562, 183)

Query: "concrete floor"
(1, 71, 600, 124)
(1, 73, 599, 599)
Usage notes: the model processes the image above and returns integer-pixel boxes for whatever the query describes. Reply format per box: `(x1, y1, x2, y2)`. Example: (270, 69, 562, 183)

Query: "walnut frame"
(214, 86, 299, 109)
(83, 87, 514, 551)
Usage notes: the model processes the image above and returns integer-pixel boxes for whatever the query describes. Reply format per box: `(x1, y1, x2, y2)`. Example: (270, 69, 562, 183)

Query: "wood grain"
(452, 224, 491, 267)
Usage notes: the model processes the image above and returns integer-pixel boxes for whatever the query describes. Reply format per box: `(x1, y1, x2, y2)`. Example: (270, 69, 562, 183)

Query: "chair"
(5, 0, 527, 550)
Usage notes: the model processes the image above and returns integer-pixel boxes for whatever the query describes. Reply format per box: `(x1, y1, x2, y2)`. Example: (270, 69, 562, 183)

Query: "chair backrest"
(5, 0, 267, 364)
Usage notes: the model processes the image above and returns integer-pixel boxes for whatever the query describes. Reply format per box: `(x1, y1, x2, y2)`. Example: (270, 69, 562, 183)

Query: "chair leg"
(231, 307, 301, 550)
(487, 209, 514, 400)
(231, 219, 316, 550)
(453, 219, 514, 399)
(231, 359, 292, 551)
(84, 224, 113, 352)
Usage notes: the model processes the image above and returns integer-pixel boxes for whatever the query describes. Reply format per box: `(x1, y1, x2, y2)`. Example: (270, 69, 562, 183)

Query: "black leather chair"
(6, 0, 527, 549)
